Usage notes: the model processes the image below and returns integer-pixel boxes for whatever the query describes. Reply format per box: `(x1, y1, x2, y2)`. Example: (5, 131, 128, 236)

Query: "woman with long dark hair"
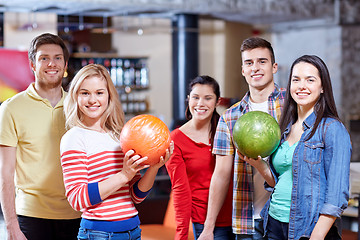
(244, 55, 351, 239)
(166, 76, 233, 240)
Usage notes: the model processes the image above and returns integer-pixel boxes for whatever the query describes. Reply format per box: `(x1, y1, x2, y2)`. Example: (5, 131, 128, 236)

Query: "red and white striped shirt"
(60, 127, 145, 222)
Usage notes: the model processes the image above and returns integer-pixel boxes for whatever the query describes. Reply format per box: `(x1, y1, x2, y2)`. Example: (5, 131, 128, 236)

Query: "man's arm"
(0, 145, 27, 240)
(198, 155, 233, 240)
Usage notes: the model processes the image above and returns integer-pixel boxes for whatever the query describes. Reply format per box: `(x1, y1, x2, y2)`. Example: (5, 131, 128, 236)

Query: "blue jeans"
(77, 226, 141, 240)
(266, 215, 341, 240)
(17, 215, 81, 240)
(266, 215, 288, 240)
(193, 223, 235, 240)
(235, 219, 265, 240)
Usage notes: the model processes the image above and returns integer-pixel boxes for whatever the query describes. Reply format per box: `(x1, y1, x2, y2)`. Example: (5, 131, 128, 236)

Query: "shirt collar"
(283, 111, 316, 138)
(240, 83, 281, 112)
(26, 83, 66, 107)
(302, 111, 316, 130)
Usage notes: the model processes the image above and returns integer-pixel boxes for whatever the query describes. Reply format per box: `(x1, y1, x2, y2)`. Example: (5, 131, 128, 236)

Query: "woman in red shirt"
(166, 76, 234, 240)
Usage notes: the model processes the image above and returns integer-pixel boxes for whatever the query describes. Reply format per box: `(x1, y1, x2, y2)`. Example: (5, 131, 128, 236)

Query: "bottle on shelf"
(110, 59, 117, 86)
(140, 60, 149, 88)
(128, 61, 136, 87)
(69, 54, 149, 115)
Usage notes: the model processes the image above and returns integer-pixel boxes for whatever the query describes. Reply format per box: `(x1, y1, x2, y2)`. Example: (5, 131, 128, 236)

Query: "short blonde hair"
(64, 64, 124, 139)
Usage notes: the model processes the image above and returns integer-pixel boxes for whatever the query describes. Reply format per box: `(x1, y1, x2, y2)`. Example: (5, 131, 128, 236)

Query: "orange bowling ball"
(120, 114, 171, 166)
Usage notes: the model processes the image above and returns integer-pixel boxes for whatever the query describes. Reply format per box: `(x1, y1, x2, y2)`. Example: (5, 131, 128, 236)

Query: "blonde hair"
(64, 64, 124, 139)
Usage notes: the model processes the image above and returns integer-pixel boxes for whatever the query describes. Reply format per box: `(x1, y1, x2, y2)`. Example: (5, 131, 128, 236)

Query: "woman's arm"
(239, 153, 275, 187)
(165, 141, 192, 240)
(309, 214, 336, 240)
(137, 141, 174, 192)
(99, 150, 149, 200)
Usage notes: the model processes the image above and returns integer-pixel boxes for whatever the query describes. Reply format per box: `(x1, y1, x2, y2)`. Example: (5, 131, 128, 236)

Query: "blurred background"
(0, 0, 359, 238)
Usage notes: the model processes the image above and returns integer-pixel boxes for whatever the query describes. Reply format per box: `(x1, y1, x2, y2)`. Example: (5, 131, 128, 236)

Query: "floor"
(0, 213, 357, 240)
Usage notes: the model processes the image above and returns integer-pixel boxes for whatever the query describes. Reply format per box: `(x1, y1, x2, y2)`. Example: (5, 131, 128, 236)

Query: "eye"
(308, 78, 315, 82)
(291, 78, 299, 82)
(80, 91, 89, 96)
(260, 60, 267, 64)
(244, 62, 252, 66)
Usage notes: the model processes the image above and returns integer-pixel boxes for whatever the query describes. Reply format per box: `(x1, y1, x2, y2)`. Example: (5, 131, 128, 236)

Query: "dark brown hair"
(185, 75, 220, 147)
(240, 37, 275, 64)
(279, 55, 339, 140)
(28, 33, 69, 65)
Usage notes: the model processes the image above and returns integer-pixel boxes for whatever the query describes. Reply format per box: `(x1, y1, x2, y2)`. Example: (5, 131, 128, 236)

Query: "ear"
(241, 65, 245, 77)
(321, 88, 324, 93)
(30, 61, 36, 73)
(272, 63, 278, 74)
(216, 97, 221, 107)
(63, 62, 69, 78)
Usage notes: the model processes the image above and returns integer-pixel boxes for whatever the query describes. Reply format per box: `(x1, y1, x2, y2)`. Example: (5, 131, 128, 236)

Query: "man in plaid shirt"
(199, 37, 286, 240)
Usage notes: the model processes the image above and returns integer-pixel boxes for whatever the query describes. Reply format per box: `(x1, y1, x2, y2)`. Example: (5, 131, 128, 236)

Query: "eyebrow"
(243, 57, 268, 62)
(292, 75, 317, 79)
(79, 88, 107, 90)
(38, 53, 64, 58)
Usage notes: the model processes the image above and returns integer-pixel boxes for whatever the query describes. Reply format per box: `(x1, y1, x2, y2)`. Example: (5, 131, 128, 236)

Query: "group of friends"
(0, 32, 351, 240)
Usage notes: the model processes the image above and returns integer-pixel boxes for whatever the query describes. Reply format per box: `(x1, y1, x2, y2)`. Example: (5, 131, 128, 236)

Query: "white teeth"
(195, 109, 206, 113)
(87, 106, 99, 109)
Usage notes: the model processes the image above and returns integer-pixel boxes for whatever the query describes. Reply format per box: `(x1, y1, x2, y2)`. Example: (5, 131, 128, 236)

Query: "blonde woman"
(60, 64, 173, 240)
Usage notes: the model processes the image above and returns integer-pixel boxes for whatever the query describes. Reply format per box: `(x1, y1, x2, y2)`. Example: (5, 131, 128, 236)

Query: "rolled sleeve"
(320, 203, 344, 218)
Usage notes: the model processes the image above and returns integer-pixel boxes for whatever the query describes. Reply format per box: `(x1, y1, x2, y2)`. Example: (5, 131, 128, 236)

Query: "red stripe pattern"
(60, 127, 143, 221)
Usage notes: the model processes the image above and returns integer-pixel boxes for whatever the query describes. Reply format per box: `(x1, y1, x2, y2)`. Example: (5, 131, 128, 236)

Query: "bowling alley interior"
(1, 1, 360, 239)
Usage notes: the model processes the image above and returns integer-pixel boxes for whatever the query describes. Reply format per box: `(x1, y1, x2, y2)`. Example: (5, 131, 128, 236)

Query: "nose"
(197, 98, 204, 106)
(251, 62, 259, 71)
(88, 94, 96, 103)
(298, 79, 306, 89)
(48, 58, 56, 67)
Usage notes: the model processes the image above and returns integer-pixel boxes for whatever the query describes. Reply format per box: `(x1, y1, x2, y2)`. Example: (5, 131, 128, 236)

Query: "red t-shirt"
(165, 128, 233, 240)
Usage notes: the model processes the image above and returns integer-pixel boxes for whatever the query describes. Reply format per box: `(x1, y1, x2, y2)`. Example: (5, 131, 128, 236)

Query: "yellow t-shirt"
(0, 83, 81, 219)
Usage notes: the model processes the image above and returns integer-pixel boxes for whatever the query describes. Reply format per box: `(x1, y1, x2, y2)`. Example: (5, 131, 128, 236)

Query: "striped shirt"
(213, 85, 286, 235)
(61, 127, 147, 231)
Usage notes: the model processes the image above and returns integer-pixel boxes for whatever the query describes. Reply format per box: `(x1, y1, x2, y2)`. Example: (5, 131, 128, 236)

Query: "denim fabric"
(261, 112, 351, 240)
(266, 215, 288, 240)
(235, 219, 266, 240)
(77, 226, 141, 240)
(192, 223, 235, 240)
(18, 215, 80, 240)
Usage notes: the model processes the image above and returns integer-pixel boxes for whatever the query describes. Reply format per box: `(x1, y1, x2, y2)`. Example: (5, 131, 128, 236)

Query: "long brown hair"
(279, 55, 339, 140)
(185, 75, 220, 147)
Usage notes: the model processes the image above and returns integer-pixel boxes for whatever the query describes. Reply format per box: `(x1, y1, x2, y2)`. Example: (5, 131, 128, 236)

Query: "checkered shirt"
(212, 84, 286, 235)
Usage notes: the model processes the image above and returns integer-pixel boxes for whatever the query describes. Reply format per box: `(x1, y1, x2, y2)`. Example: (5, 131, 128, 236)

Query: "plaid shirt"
(213, 84, 286, 235)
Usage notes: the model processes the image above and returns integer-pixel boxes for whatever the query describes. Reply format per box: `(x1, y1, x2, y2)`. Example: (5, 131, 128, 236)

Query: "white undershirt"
(248, 99, 271, 219)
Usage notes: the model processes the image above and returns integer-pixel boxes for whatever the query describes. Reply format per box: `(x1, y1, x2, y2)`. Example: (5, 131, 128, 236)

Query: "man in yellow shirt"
(0, 33, 81, 239)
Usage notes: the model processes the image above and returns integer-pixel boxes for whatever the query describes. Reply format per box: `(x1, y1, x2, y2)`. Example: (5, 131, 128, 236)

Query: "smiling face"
(241, 47, 278, 91)
(188, 84, 218, 122)
(290, 62, 323, 113)
(31, 44, 67, 89)
(77, 76, 109, 129)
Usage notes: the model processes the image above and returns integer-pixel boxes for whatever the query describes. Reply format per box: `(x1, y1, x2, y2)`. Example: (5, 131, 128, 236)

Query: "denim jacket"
(261, 112, 351, 240)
